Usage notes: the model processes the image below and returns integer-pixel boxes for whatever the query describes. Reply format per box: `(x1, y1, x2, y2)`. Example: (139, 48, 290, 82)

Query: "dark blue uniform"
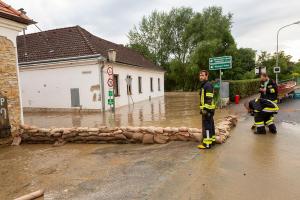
(199, 80, 216, 148)
(259, 79, 278, 103)
(249, 98, 279, 134)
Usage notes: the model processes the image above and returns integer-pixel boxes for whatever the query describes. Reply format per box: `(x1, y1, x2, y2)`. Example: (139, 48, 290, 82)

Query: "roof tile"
(17, 26, 163, 71)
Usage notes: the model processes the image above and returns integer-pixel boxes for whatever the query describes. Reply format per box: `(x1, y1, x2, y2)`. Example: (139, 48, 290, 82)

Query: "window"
(150, 77, 153, 92)
(126, 75, 132, 95)
(113, 74, 120, 96)
(138, 76, 142, 94)
(158, 78, 161, 91)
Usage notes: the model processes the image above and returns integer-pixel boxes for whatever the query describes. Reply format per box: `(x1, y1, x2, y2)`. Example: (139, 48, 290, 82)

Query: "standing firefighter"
(198, 70, 216, 149)
(259, 73, 278, 103)
(245, 98, 279, 134)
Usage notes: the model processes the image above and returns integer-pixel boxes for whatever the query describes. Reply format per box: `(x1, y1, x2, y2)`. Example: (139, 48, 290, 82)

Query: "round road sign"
(107, 78, 114, 87)
(107, 67, 113, 75)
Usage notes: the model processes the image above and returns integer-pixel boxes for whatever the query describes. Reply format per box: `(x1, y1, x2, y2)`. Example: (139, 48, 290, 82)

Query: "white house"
(17, 26, 165, 111)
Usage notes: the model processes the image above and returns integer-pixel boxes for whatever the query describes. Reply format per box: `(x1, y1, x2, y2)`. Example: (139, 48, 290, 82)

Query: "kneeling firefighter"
(245, 98, 279, 134)
(198, 70, 216, 149)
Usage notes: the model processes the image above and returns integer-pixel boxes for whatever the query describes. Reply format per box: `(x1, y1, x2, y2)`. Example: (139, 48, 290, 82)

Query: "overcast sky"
(7, 0, 300, 61)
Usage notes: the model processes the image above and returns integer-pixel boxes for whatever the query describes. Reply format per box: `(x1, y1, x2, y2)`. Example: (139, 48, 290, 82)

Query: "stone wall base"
(15, 115, 237, 146)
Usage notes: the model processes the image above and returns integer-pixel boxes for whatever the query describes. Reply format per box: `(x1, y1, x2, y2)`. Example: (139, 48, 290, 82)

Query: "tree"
(187, 6, 236, 81)
(128, 10, 169, 66)
(224, 48, 256, 80)
(257, 51, 294, 81)
(127, 6, 276, 91)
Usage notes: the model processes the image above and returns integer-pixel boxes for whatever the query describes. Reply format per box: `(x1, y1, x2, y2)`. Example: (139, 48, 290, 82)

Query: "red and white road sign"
(107, 78, 114, 87)
(107, 67, 113, 75)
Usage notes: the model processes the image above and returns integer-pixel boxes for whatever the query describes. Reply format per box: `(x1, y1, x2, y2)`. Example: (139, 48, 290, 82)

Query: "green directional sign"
(108, 90, 113, 97)
(108, 99, 114, 105)
(209, 56, 232, 70)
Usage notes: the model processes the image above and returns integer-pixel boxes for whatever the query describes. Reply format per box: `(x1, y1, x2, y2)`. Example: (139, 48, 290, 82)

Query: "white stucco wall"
(103, 62, 165, 110)
(20, 61, 102, 109)
(0, 18, 27, 47)
(20, 60, 165, 111)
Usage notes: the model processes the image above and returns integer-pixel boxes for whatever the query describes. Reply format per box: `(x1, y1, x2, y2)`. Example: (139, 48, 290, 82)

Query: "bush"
(228, 79, 260, 101)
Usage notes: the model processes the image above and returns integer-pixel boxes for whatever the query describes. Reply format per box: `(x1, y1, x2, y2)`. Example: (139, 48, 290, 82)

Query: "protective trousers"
(254, 112, 277, 134)
(202, 111, 216, 148)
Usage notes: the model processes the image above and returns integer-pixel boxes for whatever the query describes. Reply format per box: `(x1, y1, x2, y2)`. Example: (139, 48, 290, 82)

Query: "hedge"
(228, 79, 260, 101)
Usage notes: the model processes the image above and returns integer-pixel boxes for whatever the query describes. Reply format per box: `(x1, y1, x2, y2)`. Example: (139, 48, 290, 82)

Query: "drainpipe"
(98, 57, 106, 111)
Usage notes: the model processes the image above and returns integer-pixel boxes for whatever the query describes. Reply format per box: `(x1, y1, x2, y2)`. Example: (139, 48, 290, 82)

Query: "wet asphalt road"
(1, 96, 300, 199)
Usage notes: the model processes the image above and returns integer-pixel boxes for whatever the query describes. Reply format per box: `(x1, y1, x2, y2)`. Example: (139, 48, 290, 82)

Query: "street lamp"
(276, 20, 300, 83)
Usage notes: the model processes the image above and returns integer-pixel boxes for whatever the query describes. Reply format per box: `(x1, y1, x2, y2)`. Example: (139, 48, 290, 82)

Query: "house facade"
(17, 26, 164, 111)
(0, 1, 33, 136)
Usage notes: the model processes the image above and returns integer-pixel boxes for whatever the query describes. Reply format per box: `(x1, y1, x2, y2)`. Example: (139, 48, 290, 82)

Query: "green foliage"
(127, 6, 279, 91)
(257, 51, 295, 81)
(228, 79, 260, 101)
(224, 48, 256, 80)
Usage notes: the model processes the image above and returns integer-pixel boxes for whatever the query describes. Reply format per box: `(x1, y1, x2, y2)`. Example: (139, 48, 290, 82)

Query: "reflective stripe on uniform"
(206, 92, 214, 97)
(203, 138, 212, 145)
(263, 107, 279, 112)
(200, 89, 205, 109)
(212, 135, 216, 142)
(255, 121, 264, 127)
(200, 88, 216, 110)
(203, 130, 212, 145)
(200, 104, 216, 110)
(266, 117, 274, 125)
(272, 100, 278, 103)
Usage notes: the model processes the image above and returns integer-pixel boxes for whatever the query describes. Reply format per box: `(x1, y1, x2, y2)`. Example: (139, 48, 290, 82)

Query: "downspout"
(98, 57, 106, 111)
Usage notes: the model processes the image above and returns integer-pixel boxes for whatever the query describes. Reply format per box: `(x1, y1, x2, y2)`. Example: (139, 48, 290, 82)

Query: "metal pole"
(276, 27, 280, 84)
(276, 21, 300, 84)
(219, 69, 222, 109)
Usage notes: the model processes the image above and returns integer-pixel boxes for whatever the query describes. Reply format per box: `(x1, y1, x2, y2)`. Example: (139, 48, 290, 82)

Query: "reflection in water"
(24, 92, 235, 128)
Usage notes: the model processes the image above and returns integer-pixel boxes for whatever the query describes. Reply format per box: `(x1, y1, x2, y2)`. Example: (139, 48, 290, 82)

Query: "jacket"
(199, 80, 216, 111)
(259, 79, 278, 102)
(249, 98, 279, 114)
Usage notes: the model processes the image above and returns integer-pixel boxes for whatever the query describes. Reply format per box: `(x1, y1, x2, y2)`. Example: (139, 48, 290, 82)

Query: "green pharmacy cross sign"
(108, 99, 114, 105)
(209, 56, 232, 70)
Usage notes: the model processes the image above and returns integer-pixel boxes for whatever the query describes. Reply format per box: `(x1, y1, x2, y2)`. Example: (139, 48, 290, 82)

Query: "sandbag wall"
(19, 115, 237, 145)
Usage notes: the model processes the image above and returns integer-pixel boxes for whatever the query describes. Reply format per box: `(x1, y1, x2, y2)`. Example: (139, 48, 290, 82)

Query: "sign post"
(209, 56, 232, 108)
(106, 65, 115, 112)
(273, 66, 280, 84)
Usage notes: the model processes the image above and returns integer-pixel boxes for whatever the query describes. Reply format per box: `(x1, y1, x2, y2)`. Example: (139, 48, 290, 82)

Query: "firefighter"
(245, 98, 279, 134)
(259, 73, 278, 103)
(197, 70, 216, 149)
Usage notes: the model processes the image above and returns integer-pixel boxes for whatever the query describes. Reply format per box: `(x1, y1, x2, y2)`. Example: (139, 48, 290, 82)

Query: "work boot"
(197, 144, 211, 149)
(268, 124, 277, 134)
(251, 125, 256, 130)
(254, 127, 266, 134)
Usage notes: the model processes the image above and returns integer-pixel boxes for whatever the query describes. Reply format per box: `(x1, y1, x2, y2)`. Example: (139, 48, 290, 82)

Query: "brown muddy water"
(23, 92, 238, 128)
(1, 93, 300, 199)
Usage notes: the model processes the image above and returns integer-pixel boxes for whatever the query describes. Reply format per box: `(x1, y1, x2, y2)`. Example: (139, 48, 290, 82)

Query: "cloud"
(5, 0, 300, 61)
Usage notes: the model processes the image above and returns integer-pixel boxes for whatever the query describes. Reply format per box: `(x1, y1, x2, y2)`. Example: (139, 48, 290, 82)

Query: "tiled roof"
(0, 1, 35, 24)
(17, 26, 164, 71)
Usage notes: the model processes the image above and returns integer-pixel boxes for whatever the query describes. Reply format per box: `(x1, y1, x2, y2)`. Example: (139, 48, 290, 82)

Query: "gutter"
(19, 54, 102, 67)
(97, 57, 106, 111)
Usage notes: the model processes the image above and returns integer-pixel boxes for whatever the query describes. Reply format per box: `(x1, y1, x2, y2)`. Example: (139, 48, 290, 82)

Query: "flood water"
(1, 93, 300, 199)
(24, 92, 238, 128)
